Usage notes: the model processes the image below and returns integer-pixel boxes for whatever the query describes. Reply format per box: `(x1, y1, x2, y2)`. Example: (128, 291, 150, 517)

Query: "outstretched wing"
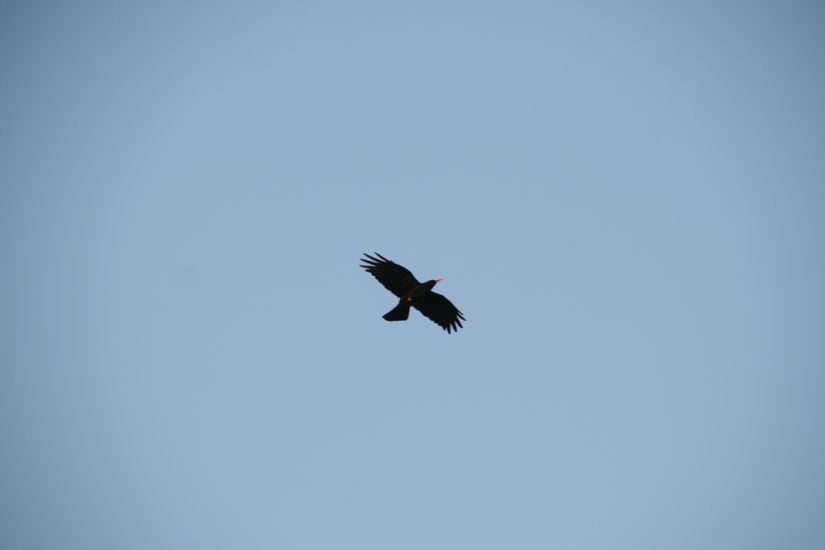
(413, 291, 465, 333)
(360, 253, 420, 298)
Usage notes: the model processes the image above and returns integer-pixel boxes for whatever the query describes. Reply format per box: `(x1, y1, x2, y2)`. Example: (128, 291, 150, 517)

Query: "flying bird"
(361, 253, 465, 333)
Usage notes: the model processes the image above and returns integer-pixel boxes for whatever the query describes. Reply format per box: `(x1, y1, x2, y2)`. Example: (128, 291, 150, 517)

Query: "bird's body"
(360, 253, 465, 333)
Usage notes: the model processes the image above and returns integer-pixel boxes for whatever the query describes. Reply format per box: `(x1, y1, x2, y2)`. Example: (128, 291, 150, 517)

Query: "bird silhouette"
(361, 253, 465, 333)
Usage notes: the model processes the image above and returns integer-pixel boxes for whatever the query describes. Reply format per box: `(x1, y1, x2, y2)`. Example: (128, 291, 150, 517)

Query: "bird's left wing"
(412, 291, 465, 333)
(360, 253, 420, 298)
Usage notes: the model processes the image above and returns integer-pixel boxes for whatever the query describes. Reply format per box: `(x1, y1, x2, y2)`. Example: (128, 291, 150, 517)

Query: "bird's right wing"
(360, 253, 420, 298)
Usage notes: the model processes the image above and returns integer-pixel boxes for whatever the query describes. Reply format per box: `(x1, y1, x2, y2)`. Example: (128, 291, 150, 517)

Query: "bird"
(360, 253, 465, 333)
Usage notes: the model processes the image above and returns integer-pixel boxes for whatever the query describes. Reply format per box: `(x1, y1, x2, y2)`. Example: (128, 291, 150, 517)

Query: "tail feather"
(383, 302, 410, 321)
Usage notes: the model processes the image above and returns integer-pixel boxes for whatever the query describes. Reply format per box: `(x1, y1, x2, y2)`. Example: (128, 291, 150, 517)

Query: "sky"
(1, 1, 824, 549)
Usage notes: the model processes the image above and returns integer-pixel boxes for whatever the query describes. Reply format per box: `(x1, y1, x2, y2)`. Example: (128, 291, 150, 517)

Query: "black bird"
(361, 253, 465, 333)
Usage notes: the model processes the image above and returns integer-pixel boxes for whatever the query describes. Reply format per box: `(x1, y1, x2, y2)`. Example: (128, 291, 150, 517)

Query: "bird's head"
(423, 278, 443, 291)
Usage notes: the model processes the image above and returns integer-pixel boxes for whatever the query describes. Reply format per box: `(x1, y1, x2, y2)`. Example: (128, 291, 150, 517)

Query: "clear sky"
(2, 1, 824, 549)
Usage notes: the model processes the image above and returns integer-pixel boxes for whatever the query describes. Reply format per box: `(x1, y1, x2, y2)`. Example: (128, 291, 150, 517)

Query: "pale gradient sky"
(2, 1, 824, 549)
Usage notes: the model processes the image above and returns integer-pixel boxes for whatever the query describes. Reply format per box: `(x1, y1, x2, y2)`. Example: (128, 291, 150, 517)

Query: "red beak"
(434, 278, 444, 284)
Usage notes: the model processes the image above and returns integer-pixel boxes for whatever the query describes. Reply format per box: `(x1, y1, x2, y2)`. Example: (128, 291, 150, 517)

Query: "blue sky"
(2, 1, 824, 549)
